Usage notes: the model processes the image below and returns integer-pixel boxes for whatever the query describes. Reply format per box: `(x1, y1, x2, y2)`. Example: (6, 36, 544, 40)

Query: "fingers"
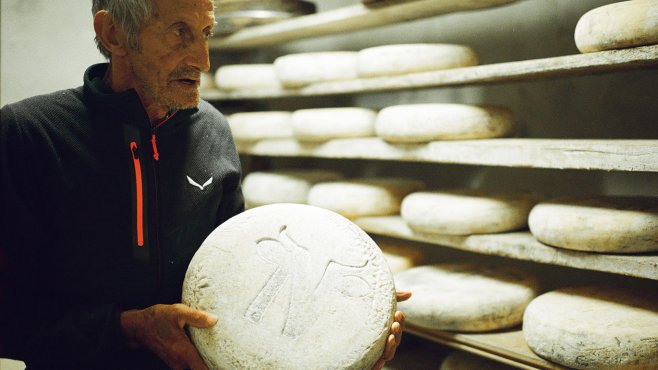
(395, 290, 412, 302)
(172, 303, 218, 328)
(176, 339, 210, 370)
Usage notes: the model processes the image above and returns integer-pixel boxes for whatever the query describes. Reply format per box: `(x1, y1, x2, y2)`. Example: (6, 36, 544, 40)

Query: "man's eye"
(174, 27, 188, 37)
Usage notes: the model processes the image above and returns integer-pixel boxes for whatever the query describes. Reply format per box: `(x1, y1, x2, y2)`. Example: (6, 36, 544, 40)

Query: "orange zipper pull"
(151, 133, 159, 161)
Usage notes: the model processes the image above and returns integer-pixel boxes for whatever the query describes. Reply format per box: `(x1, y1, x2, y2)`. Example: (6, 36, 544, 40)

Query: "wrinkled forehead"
(150, 0, 215, 23)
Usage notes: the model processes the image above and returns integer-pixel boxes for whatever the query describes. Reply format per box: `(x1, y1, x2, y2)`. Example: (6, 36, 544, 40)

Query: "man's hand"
(120, 303, 217, 370)
(372, 290, 412, 370)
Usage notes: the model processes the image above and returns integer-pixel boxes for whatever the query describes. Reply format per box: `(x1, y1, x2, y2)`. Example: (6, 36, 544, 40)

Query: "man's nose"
(186, 38, 210, 72)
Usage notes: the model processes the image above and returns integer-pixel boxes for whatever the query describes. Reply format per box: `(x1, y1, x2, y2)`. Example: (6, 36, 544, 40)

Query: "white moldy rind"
(575, 0, 658, 53)
(528, 196, 658, 253)
(274, 52, 359, 87)
(291, 107, 377, 141)
(401, 189, 540, 235)
(308, 178, 425, 219)
(395, 263, 539, 332)
(375, 104, 515, 143)
(227, 111, 293, 141)
(242, 169, 343, 207)
(182, 204, 396, 370)
(357, 43, 479, 78)
(215, 64, 282, 91)
(523, 286, 658, 370)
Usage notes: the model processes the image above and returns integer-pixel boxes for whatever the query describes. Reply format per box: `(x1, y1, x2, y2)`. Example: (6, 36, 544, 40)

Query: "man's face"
(126, 0, 214, 111)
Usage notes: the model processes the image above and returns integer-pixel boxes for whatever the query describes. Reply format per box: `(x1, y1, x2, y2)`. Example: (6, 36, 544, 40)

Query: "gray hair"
(92, 0, 154, 59)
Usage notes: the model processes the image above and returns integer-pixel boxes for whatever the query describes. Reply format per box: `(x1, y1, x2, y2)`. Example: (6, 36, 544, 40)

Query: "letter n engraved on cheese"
(245, 225, 373, 338)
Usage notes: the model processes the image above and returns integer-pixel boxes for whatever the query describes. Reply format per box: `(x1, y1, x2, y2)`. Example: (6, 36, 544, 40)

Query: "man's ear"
(94, 10, 129, 57)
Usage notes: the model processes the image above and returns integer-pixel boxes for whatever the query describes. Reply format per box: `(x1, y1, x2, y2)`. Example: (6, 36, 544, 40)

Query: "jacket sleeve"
(215, 111, 245, 226)
(0, 105, 131, 368)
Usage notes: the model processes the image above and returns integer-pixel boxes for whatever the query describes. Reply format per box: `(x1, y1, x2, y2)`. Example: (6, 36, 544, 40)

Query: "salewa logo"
(187, 176, 213, 190)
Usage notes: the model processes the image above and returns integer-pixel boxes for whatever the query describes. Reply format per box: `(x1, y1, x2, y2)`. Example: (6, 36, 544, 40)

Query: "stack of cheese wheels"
(357, 43, 479, 78)
(291, 107, 377, 141)
(376, 240, 425, 273)
(200, 72, 215, 91)
(227, 111, 293, 142)
(440, 350, 516, 370)
(575, 0, 658, 53)
(273, 51, 359, 87)
(395, 263, 539, 332)
(528, 196, 658, 253)
(308, 178, 424, 219)
(242, 169, 343, 208)
(401, 189, 540, 235)
(375, 103, 515, 143)
(523, 286, 658, 370)
(215, 64, 282, 91)
(182, 204, 396, 370)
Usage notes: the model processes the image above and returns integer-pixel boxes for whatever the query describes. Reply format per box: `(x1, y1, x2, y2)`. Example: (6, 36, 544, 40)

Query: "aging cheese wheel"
(274, 52, 359, 87)
(242, 169, 343, 207)
(308, 178, 425, 219)
(227, 111, 293, 141)
(440, 350, 516, 370)
(357, 43, 479, 78)
(575, 0, 658, 53)
(215, 64, 282, 91)
(523, 286, 658, 370)
(395, 264, 539, 332)
(291, 107, 377, 141)
(528, 196, 658, 253)
(375, 104, 515, 143)
(377, 241, 425, 273)
(200, 72, 215, 90)
(183, 204, 396, 370)
(401, 189, 540, 235)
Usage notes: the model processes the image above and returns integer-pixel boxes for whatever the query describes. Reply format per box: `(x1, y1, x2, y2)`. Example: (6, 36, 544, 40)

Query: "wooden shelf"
(208, 0, 518, 50)
(201, 45, 658, 100)
(236, 138, 658, 172)
(353, 216, 658, 281)
(406, 324, 566, 370)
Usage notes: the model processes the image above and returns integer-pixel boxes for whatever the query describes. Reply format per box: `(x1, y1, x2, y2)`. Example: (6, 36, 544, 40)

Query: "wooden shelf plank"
(209, 0, 519, 50)
(236, 138, 658, 172)
(353, 216, 658, 281)
(407, 325, 567, 370)
(202, 45, 658, 100)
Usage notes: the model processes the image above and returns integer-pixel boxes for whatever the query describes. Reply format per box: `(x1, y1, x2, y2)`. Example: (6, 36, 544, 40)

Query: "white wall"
(1, 0, 104, 106)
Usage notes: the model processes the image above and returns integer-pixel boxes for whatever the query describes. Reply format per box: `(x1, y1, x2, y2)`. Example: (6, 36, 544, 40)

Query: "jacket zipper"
(130, 141, 144, 247)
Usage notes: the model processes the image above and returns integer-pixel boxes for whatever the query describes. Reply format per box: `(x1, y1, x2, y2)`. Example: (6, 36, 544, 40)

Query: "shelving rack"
(207, 1, 658, 368)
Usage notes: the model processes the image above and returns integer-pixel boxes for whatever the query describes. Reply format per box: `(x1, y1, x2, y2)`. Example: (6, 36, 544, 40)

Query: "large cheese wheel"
(528, 196, 658, 253)
(227, 111, 293, 141)
(308, 178, 425, 219)
(575, 0, 658, 53)
(357, 43, 479, 78)
(523, 286, 658, 370)
(440, 350, 516, 370)
(200, 72, 215, 90)
(215, 64, 282, 91)
(291, 107, 377, 141)
(375, 104, 515, 143)
(395, 264, 539, 332)
(377, 240, 425, 274)
(274, 52, 359, 87)
(242, 169, 343, 207)
(183, 204, 396, 370)
(401, 189, 540, 235)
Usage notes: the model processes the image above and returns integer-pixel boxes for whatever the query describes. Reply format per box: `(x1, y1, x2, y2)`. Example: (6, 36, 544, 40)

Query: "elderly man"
(0, 0, 408, 369)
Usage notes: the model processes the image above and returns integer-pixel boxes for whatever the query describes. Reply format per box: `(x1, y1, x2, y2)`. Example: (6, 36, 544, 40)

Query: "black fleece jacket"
(0, 63, 244, 369)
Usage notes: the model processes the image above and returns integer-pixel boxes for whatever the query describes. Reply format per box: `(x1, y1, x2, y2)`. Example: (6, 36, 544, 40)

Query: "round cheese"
(308, 178, 425, 219)
(528, 196, 658, 253)
(395, 263, 539, 332)
(357, 43, 479, 78)
(215, 64, 282, 91)
(440, 350, 516, 370)
(375, 104, 515, 143)
(200, 72, 215, 90)
(401, 189, 540, 235)
(523, 286, 658, 370)
(377, 240, 425, 274)
(242, 169, 343, 208)
(183, 204, 396, 370)
(274, 52, 359, 87)
(575, 0, 658, 53)
(291, 107, 377, 141)
(227, 111, 293, 141)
